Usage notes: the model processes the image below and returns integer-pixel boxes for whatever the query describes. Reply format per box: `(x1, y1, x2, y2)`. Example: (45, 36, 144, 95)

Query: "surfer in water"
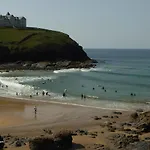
(42, 91, 45, 96)
(81, 93, 84, 99)
(63, 89, 67, 97)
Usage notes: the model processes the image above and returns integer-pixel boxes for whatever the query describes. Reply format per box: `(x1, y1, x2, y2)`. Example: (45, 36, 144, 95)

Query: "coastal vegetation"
(0, 27, 95, 69)
(0, 27, 90, 62)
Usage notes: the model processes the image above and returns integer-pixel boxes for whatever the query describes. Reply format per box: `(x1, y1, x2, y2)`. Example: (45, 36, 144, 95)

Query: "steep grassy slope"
(0, 27, 90, 62)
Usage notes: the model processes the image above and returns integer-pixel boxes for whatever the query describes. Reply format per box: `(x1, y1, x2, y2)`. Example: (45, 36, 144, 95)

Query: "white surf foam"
(0, 77, 35, 96)
(15, 76, 57, 83)
(53, 68, 80, 74)
(53, 67, 112, 74)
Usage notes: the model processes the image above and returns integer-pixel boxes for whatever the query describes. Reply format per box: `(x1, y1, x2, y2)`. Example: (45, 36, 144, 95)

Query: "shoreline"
(0, 92, 150, 112)
(0, 95, 148, 112)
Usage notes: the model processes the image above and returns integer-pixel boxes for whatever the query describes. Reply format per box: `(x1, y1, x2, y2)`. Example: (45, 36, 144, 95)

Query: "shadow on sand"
(72, 143, 85, 149)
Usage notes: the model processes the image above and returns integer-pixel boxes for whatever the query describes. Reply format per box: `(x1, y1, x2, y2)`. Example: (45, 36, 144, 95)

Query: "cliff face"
(0, 27, 90, 63)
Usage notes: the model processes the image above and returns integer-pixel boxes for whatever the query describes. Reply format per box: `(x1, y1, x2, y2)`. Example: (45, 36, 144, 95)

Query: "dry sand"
(0, 96, 142, 150)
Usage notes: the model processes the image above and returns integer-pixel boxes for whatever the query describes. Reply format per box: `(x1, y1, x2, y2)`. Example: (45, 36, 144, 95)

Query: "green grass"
(0, 27, 71, 49)
(0, 27, 87, 62)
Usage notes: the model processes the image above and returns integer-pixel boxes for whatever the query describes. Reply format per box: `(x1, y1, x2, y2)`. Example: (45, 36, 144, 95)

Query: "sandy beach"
(0, 96, 117, 134)
(0, 97, 149, 150)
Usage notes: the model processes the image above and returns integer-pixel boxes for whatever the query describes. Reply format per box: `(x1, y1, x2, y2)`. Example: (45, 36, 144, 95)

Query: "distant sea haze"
(0, 49, 150, 111)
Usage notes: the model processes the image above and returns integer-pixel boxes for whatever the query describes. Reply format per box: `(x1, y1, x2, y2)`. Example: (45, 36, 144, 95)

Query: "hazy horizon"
(1, 0, 150, 49)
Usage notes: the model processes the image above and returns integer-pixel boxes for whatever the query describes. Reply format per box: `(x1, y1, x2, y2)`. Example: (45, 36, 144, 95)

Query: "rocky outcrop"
(0, 136, 4, 150)
(29, 130, 72, 150)
(29, 136, 55, 150)
(0, 28, 96, 70)
(0, 60, 96, 70)
(134, 111, 150, 133)
(0, 27, 98, 70)
(109, 134, 139, 149)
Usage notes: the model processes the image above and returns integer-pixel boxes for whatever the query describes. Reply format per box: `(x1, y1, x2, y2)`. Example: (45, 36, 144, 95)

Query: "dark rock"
(124, 129, 132, 132)
(71, 132, 77, 136)
(0, 60, 96, 70)
(113, 111, 122, 115)
(76, 129, 88, 135)
(29, 136, 55, 150)
(114, 115, 119, 118)
(126, 123, 132, 126)
(36, 62, 49, 69)
(138, 111, 150, 123)
(136, 109, 144, 113)
(108, 126, 116, 132)
(137, 123, 150, 133)
(130, 112, 138, 120)
(126, 141, 150, 150)
(0, 136, 4, 150)
(102, 115, 109, 118)
(109, 134, 139, 149)
(15, 140, 22, 147)
(8, 137, 27, 147)
(89, 132, 97, 137)
(91, 59, 98, 63)
(128, 130, 138, 134)
(53, 130, 72, 149)
(94, 116, 101, 120)
(90, 136, 96, 138)
(86, 144, 109, 150)
(43, 129, 52, 135)
(144, 137, 150, 140)
(55, 61, 71, 68)
(104, 121, 112, 126)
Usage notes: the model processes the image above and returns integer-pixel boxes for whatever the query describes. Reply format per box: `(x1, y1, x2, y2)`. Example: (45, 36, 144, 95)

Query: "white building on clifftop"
(0, 12, 26, 28)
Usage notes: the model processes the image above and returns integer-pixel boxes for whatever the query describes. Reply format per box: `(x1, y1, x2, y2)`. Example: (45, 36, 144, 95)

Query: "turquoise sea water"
(0, 49, 150, 110)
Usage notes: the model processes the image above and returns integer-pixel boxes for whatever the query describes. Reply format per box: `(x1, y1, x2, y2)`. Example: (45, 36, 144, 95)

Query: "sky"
(1, 0, 150, 49)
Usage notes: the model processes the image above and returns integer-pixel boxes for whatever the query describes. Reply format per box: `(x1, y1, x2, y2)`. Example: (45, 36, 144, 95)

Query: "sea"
(0, 49, 150, 111)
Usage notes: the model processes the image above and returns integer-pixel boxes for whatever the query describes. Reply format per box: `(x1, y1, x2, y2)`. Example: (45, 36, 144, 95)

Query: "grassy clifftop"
(0, 27, 90, 62)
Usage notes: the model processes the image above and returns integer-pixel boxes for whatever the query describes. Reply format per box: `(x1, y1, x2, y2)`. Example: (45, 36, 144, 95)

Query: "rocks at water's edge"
(0, 60, 96, 70)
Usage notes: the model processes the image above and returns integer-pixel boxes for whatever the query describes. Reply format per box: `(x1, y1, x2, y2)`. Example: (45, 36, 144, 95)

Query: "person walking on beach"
(34, 106, 37, 115)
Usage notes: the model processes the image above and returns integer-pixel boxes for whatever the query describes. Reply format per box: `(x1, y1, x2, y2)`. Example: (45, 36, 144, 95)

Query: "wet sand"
(0, 96, 116, 133)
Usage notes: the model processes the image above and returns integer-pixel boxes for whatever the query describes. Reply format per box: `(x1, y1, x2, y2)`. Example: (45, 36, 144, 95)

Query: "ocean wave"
(53, 68, 81, 74)
(16, 76, 57, 83)
(53, 67, 111, 74)
(0, 77, 35, 96)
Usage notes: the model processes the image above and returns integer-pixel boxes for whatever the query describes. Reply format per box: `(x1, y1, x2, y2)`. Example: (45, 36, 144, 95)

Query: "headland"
(0, 27, 96, 70)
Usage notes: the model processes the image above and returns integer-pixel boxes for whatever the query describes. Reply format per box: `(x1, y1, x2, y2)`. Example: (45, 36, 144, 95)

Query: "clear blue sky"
(1, 0, 150, 49)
